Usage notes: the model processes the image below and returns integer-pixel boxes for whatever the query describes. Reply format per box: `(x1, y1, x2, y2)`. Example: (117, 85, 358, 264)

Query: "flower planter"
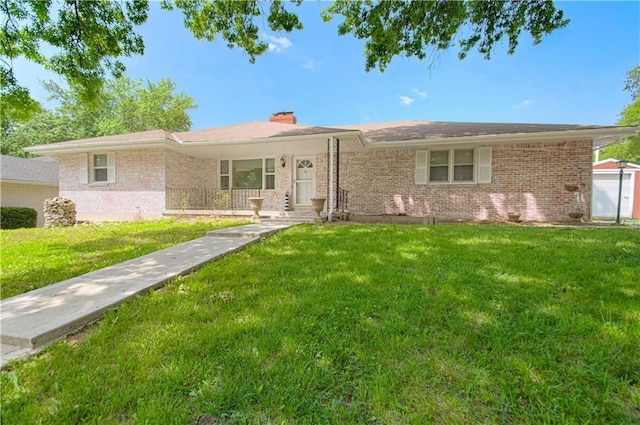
(248, 197, 264, 220)
(568, 212, 584, 221)
(310, 197, 326, 222)
(507, 213, 521, 223)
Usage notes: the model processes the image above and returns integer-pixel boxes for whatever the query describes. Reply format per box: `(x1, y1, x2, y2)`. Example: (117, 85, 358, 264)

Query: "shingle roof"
(0, 155, 59, 184)
(47, 129, 178, 146)
(26, 119, 630, 153)
(338, 121, 612, 143)
(175, 121, 353, 142)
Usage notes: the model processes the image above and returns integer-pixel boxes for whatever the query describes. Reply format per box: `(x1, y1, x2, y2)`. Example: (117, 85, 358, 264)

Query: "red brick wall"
(332, 140, 593, 222)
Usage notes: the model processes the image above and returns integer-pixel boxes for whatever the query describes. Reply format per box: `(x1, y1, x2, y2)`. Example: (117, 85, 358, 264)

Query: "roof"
(339, 121, 612, 143)
(593, 158, 640, 170)
(24, 119, 639, 156)
(174, 121, 353, 142)
(0, 155, 59, 185)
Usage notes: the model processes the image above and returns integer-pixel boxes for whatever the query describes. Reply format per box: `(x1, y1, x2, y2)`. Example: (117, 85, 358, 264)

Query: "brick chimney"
(269, 111, 297, 124)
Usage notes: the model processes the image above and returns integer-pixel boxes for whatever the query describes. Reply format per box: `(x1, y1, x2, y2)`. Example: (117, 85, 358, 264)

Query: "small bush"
(0, 207, 37, 229)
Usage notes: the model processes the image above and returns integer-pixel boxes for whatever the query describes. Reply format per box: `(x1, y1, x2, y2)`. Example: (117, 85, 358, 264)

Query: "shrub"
(0, 207, 37, 229)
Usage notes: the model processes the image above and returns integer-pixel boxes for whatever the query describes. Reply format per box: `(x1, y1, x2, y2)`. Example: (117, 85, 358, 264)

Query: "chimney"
(269, 111, 297, 124)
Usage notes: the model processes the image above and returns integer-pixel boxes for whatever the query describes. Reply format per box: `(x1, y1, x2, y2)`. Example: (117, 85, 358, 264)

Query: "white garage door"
(592, 173, 631, 218)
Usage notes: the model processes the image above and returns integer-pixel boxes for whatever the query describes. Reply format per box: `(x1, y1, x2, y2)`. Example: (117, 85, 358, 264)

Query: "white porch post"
(328, 136, 335, 221)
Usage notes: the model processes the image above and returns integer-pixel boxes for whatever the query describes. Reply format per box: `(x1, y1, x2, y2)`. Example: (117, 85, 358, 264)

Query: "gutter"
(363, 127, 639, 149)
(25, 131, 365, 155)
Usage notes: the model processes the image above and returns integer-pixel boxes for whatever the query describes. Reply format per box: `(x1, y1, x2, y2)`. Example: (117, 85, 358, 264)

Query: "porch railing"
(166, 188, 212, 210)
(337, 187, 349, 213)
(166, 187, 262, 211)
(212, 188, 262, 211)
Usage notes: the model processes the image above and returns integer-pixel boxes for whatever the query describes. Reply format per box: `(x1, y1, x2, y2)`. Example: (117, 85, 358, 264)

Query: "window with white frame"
(93, 154, 108, 182)
(219, 158, 276, 190)
(80, 153, 115, 184)
(415, 147, 491, 184)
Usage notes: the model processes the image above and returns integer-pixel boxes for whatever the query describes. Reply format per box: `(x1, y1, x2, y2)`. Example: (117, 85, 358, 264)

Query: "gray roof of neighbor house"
(0, 155, 59, 185)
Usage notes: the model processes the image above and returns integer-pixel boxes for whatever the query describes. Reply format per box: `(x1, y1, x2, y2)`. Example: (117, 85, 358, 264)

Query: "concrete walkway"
(0, 221, 300, 369)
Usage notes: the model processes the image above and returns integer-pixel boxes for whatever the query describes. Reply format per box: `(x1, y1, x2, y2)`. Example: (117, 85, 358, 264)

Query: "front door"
(295, 157, 315, 205)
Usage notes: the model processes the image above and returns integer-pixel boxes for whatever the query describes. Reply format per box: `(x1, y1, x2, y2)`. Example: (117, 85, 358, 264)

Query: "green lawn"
(0, 218, 246, 300)
(2, 224, 639, 424)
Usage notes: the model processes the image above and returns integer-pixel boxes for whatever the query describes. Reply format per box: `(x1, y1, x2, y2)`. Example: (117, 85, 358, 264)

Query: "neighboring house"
(592, 159, 640, 219)
(0, 155, 59, 226)
(26, 112, 638, 223)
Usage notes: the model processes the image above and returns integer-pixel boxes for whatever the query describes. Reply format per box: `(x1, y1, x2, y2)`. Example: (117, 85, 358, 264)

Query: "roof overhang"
(26, 131, 366, 158)
(25, 126, 638, 157)
(0, 178, 58, 186)
(363, 127, 639, 150)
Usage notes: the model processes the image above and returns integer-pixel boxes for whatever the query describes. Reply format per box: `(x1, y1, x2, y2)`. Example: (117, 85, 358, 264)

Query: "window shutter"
(477, 147, 492, 183)
(79, 153, 88, 184)
(107, 152, 116, 183)
(415, 151, 427, 184)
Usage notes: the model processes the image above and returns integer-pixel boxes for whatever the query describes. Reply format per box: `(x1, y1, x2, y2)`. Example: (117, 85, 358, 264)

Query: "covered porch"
(163, 129, 363, 220)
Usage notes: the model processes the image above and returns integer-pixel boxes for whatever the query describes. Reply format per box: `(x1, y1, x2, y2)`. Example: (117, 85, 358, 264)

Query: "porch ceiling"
(172, 134, 365, 159)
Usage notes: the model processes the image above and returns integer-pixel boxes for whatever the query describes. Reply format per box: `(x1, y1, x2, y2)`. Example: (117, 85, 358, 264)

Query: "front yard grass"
(0, 218, 246, 300)
(2, 224, 639, 424)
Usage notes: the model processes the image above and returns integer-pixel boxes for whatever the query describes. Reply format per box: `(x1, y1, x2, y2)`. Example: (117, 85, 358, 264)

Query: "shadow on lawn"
(0, 220, 243, 299)
(135, 224, 640, 423)
(3, 224, 638, 424)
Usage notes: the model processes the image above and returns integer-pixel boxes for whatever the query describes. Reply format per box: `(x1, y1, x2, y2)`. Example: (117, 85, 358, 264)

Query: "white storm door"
(295, 157, 315, 205)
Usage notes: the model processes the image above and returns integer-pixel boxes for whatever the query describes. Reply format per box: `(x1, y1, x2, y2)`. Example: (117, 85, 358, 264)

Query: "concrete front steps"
(0, 222, 299, 369)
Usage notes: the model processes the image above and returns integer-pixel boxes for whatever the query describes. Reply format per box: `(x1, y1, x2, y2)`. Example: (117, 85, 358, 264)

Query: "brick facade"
(330, 139, 592, 222)
(57, 149, 166, 221)
(55, 139, 593, 222)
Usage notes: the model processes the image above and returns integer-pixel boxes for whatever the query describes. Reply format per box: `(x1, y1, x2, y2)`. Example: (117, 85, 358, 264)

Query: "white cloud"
(300, 58, 322, 71)
(412, 87, 427, 98)
(263, 34, 293, 53)
(399, 96, 414, 106)
(515, 99, 534, 109)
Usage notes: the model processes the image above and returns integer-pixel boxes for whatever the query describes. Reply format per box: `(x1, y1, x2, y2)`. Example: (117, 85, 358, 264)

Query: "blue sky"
(19, 1, 640, 130)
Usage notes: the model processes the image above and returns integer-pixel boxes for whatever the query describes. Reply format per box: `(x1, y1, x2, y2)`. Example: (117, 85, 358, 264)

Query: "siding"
(0, 182, 59, 226)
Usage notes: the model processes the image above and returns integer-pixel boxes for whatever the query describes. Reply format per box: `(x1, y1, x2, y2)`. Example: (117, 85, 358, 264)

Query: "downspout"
(328, 136, 335, 221)
(336, 137, 340, 211)
(327, 139, 330, 203)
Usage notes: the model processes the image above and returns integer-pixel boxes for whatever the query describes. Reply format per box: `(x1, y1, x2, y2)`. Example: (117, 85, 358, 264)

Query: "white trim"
(106, 152, 116, 183)
(26, 130, 365, 155)
(416, 147, 490, 184)
(79, 153, 88, 184)
(477, 147, 492, 183)
(293, 156, 315, 206)
(329, 137, 335, 221)
(218, 157, 275, 190)
(629, 172, 636, 217)
(415, 151, 427, 184)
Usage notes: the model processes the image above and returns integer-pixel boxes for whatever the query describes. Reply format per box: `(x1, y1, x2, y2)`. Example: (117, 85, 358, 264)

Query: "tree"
(598, 66, 640, 164)
(1, 76, 196, 157)
(2, 0, 569, 119)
